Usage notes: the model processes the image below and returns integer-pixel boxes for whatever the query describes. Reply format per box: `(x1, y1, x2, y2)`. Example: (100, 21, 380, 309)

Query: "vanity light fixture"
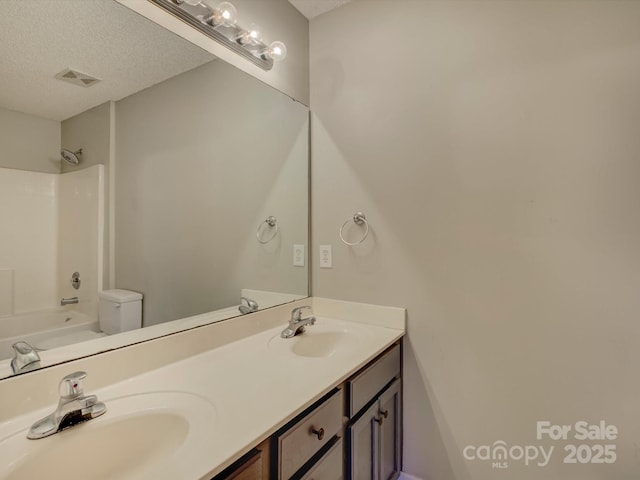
(236, 23, 262, 45)
(149, 0, 287, 71)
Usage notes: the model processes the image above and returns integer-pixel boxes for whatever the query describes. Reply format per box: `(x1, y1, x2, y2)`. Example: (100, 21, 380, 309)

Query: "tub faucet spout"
(60, 296, 78, 306)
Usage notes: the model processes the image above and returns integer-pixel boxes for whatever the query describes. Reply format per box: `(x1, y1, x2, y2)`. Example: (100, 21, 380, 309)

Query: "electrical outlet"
(319, 245, 333, 268)
(293, 244, 305, 267)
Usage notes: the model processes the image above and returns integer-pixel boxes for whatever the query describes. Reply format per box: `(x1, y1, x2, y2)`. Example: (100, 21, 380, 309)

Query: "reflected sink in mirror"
(268, 321, 372, 358)
(0, 392, 216, 480)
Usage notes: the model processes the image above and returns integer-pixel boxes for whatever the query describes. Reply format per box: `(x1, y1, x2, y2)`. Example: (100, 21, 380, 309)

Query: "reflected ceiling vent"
(54, 68, 101, 88)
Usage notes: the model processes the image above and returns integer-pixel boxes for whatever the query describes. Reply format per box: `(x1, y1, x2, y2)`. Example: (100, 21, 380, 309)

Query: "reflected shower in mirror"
(0, 0, 309, 379)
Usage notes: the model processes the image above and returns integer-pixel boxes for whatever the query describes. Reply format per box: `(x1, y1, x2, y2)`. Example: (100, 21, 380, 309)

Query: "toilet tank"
(99, 289, 143, 335)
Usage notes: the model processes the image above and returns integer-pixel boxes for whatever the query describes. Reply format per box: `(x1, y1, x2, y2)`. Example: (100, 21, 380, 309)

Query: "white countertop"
(0, 299, 404, 480)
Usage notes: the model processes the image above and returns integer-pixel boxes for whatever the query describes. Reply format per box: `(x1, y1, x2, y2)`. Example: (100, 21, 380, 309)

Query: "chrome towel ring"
(339, 212, 369, 246)
(257, 216, 278, 244)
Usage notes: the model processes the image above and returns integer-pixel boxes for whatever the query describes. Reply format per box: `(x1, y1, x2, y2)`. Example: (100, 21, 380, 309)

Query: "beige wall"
(118, 0, 309, 105)
(61, 102, 111, 174)
(115, 59, 308, 327)
(0, 107, 60, 173)
(310, 1, 640, 479)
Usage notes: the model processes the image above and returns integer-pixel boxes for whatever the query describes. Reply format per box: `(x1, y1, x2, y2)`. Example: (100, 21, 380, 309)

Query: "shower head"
(60, 148, 82, 165)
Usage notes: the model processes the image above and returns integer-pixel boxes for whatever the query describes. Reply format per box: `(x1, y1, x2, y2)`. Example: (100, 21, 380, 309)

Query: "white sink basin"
(0, 391, 216, 480)
(268, 321, 372, 358)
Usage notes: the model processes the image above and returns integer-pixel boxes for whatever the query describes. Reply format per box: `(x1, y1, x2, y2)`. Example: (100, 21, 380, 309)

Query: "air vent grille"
(54, 68, 101, 87)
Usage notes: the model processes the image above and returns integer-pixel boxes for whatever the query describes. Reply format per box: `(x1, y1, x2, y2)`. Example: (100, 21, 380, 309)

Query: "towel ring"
(257, 216, 278, 244)
(339, 212, 369, 246)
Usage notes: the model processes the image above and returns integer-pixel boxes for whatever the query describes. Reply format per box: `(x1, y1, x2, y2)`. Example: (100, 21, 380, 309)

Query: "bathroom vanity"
(0, 298, 404, 480)
(217, 342, 402, 480)
(169, 344, 403, 480)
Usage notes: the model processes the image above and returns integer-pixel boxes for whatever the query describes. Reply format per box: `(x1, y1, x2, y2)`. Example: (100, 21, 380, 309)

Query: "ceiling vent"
(54, 68, 101, 87)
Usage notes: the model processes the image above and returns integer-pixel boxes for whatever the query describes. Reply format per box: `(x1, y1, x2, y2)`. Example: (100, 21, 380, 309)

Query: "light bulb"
(201, 0, 237, 26)
(217, 1, 237, 25)
(247, 23, 262, 43)
(266, 41, 287, 62)
(235, 23, 262, 45)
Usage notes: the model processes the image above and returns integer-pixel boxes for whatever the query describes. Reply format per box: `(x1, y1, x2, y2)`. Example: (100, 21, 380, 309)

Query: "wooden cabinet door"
(378, 379, 401, 480)
(347, 401, 379, 480)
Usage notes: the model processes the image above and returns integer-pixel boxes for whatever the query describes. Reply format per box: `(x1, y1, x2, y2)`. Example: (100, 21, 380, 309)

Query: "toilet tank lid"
(99, 289, 143, 303)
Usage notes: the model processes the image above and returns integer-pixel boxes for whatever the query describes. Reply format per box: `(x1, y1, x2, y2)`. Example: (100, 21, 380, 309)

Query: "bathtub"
(0, 309, 101, 360)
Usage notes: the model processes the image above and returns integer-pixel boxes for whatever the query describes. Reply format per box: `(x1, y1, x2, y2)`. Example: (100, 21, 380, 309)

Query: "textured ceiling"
(288, 0, 351, 19)
(0, 0, 214, 121)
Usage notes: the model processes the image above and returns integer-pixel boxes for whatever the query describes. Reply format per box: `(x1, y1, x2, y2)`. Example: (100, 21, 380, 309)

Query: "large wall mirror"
(0, 0, 309, 379)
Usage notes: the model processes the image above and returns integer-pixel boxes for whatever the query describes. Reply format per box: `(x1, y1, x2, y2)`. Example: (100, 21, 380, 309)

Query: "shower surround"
(0, 165, 104, 320)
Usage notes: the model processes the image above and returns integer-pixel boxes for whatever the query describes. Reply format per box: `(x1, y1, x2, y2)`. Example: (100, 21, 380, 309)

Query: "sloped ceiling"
(288, 0, 351, 20)
(0, 0, 214, 121)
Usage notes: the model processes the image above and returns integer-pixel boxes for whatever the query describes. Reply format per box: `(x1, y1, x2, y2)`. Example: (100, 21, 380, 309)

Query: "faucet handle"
(59, 371, 87, 399)
(291, 305, 311, 321)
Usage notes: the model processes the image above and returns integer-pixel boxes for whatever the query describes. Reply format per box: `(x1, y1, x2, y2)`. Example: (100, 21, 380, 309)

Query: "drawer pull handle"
(310, 426, 325, 440)
(379, 409, 389, 419)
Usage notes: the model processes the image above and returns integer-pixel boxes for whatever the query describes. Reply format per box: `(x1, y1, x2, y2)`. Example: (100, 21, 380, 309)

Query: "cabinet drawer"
(278, 389, 344, 479)
(346, 344, 400, 417)
(300, 439, 343, 480)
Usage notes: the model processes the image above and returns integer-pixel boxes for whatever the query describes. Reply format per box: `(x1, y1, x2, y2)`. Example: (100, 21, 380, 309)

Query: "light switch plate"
(293, 244, 305, 267)
(319, 245, 332, 268)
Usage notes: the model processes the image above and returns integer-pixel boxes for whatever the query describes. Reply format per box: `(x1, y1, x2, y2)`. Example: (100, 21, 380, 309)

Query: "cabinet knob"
(310, 426, 325, 440)
(374, 416, 384, 425)
(379, 409, 389, 419)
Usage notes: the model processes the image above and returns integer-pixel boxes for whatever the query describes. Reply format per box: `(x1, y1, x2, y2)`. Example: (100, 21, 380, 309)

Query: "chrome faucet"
(11, 341, 41, 374)
(281, 306, 316, 339)
(239, 296, 259, 315)
(27, 371, 106, 439)
(60, 296, 79, 306)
